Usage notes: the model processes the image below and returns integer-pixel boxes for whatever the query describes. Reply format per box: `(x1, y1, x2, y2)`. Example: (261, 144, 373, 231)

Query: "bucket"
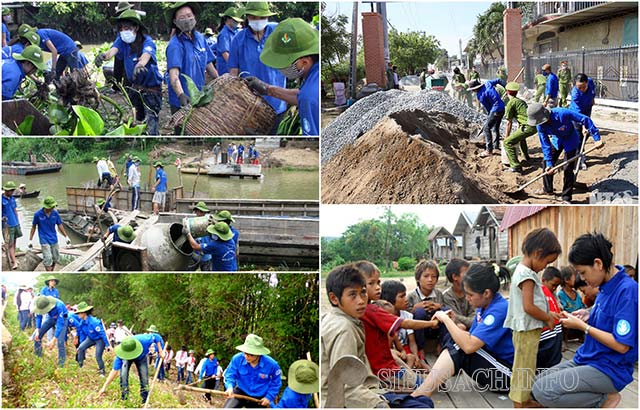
(182, 216, 213, 238)
(170, 74, 276, 135)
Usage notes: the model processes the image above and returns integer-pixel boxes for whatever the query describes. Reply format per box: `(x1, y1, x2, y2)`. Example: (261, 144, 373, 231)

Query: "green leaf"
(72, 105, 104, 136)
(125, 123, 146, 135)
(105, 125, 125, 136)
(16, 115, 34, 135)
(48, 103, 70, 125)
(180, 73, 204, 105)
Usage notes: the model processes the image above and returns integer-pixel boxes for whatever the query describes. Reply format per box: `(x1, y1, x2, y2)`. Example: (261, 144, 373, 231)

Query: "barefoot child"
(504, 228, 561, 407)
(442, 258, 474, 330)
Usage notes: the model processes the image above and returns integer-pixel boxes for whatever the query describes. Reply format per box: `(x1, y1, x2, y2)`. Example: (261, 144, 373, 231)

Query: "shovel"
(509, 144, 600, 194)
(173, 384, 263, 406)
(325, 355, 368, 408)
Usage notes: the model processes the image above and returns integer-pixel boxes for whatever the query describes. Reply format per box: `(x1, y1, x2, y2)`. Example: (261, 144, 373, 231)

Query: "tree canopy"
(388, 29, 443, 74)
(467, 2, 506, 65)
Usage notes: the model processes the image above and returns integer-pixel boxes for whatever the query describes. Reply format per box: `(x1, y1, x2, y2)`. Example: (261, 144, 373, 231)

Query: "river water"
(3, 163, 318, 249)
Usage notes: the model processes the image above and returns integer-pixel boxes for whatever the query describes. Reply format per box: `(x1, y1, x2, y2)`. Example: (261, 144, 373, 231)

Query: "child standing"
(442, 259, 474, 330)
(185, 350, 196, 385)
(505, 228, 562, 407)
(538, 267, 563, 365)
(558, 266, 586, 313)
(407, 260, 444, 356)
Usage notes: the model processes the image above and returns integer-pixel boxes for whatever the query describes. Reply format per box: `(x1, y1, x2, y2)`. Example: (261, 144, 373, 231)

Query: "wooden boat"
(2, 161, 62, 175)
(59, 210, 101, 242)
(180, 162, 263, 179)
(12, 190, 40, 199)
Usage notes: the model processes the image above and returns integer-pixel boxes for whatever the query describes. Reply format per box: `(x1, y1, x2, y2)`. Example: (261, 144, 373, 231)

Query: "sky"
(320, 204, 483, 238)
(324, 1, 494, 56)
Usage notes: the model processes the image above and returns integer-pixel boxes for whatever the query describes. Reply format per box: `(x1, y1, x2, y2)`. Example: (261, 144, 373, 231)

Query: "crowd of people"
(2, 2, 320, 136)
(321, 230, 637, 408)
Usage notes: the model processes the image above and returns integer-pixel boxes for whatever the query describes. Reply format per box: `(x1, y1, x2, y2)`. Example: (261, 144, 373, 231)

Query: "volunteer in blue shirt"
(18, 24, 81, 81)
(2, 7, 11, 47)
(542, 63, 559, 108)
(212, 210, 239, 263)
(190, 202, 213, 271)
(94, 11, 163, 135)
(533, 233, 638, 408)
(152, 161, 168, 215)
(223, 334, 282, 408)
(104, 223, 136, 244)
(165, 2, 218, 115)
(2, 181, 21, 270)
(199, 349, 219, 402)
(251, 18, 320, 136)
(186, 221, 238, 271)
(569, 73, 597, 157)
(40, 275, 60, 298)
(75, 301, 112, 376)
(33, 295, 69, 367)
(275, 359, 319, 408)
(98, 333, 165, 402)
(468, 78, 506, 158)
(527, 103, 604, 203)
(229, 2, 287, 119)
(203, 28, 217, 63)
(215, 6, 243, 75)
(2, 44, 46, 100)
(2, 29, 39, 60)
(28, 196, 71, 272)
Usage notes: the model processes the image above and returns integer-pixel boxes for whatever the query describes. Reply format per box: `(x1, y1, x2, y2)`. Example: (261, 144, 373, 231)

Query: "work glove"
(133, 64, 148, 80)
(28, 241, 33, 249)
(94, 52, 107, 68)
(43, 71, 55, 84)
(245, 76, 268, 95)
(178, 93, 191, 107)
(66, 238, 71, 245)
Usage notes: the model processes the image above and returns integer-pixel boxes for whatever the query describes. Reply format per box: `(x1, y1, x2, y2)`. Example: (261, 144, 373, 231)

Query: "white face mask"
(279, 60, 305, 80)
(248, 19, 268, 32)
(120, 30, 136, 44)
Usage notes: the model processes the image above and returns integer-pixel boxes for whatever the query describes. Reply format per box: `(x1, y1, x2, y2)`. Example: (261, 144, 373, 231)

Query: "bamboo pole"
(174, 385, 262, 404)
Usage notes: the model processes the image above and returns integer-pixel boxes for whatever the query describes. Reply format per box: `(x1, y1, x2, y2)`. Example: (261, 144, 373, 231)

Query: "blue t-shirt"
(470, 293, 514, 363)
(112, 333, 165, 370)
(2, 43, 24, 59)
(238, 144, 245, 154)
(199, 357, 219, 378)
(32, 208, 62, 245)
(298, 62, 319, 136)
(194, 237, 212, 263)
(2, 57, 25, 99)
(81, 315, 110, 345)
(67, 313, 85, 341)
(230, 226, 239, 246)
(215, 25, 240, 75)
(35, 298, 68, 338)
(569, 78, 596, 115)
(37, 28, 77, 56)
(224, 352, 282, 402)
(40, 286, 60, 299)
(2, 23, 10, 43)
(2, 195, 19, 227)
(205, 36, 217, 64)
(537, 108, 601, 168)
(574, 266, 638, 391)
(155, 168, 167, 192)
(108, 224, 126, 243)
(200, 235, 237, 271)
(77, 51, 89, 68)
(476, 79, 505, 114)
(165, 30, 214, 108)
(274, 387, 311, 408)
(228, 23, 287, 114)
(112, 34, 162, 88)
(545, 72, 559, 99)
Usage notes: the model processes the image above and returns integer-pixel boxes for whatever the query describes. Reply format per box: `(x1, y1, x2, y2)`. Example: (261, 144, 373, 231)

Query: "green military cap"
(244, 2, 276, 17)
(260, 18, 318, 69)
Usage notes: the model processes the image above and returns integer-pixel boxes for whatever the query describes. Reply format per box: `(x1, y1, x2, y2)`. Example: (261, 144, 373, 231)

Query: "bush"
(397, 256, 417, 271)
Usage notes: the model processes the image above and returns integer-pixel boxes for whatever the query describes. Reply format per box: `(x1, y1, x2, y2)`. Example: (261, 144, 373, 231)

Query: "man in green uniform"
(534, 71, 547, 102)
(385, 62, 394, 91)
(419, 67, 427, 90)
(557, 61, 572, 107)
(502, 82, 535, 172)
(452, 67, 467, 102)
(468, 65, 480, 80)
(496, 65, 507, 85)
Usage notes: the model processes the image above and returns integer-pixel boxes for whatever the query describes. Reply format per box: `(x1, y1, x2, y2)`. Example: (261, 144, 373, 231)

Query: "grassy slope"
(2, 302, 224, 408)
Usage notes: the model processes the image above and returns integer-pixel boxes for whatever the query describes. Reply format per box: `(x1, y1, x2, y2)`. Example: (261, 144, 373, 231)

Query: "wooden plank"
(480, 391, 512, 408)
(445, 372, 492, 408)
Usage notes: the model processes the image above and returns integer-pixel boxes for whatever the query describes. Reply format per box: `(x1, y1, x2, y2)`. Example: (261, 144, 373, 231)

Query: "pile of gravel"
(590, 150, 638, 203)
(321, 90, 488, 163)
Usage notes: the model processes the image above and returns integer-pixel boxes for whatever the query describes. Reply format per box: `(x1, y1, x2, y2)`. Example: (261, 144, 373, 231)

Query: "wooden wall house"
(472, 206, 509, 263)
(453, 210, 479, 260)
(427, 227, 458, 261)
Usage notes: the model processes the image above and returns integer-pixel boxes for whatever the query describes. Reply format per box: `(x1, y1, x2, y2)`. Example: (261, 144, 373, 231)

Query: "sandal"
(11, 263, 19, 270)
(479, 150, 492, 158)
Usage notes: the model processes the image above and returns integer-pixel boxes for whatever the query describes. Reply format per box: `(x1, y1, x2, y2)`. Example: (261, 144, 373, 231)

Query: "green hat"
(219, 6, 244, 23)
(288, 360, 319, 394)
(33, 296, 57, 314)
(3, 181, 17, 191)
(13, 45, 47, 71)
(497, 65, 507, 74)
(18, 24, 36, 36)
(146, 324, 159, 333)
(260, 18, 319, 69)
(2, 8, 10, 16)
(111, 9, 146, 31)
(204, 27, 214, 36)
(44, 275, 59, 285)
(205, 349, 215, 356)
(132, 156, 141, 162)
(19, 30, 41, 46)
(76, 301, 94, 313)
(115, 1, 134, 13)
(115, 336, 144, 360)
(244, 2, 276, 17)
(206, 221, 234, 241)
(97, 198, 106, 206)
(164, 2, 201, 26)
(101, 157, 107, 161)
(236, 334, 270, 355)
(42, 196, 57, 209)
(213, 210, 235, 223)
(93, 156, 99, 163)
(193, 201, 209, 213)
(505, 82, 520, 92)
(188, 349, 195, 354)
(117, 225, 136, 242)
(153, 161, 163, 168)
(527, 103, 550, 126)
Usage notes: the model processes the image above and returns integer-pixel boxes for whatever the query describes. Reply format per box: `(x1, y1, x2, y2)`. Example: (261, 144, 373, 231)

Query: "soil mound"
(321, 110, 517, 204)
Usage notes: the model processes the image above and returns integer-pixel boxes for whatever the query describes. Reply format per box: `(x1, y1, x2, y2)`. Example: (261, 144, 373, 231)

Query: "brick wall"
(503, 8, 523, 81)
(362, 12, 386, 87)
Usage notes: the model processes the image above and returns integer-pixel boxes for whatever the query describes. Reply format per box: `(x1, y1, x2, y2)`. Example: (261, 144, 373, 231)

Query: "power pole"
(459, 38, 463, 68)
(348, 2, 359, 99)
(378, 2, 389, 63)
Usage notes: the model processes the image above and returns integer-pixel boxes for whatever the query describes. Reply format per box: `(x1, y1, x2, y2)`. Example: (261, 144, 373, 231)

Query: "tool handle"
(517, 144, 600, 191)
(513, 66, 525, 83)
(176, 385, 263, 404)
